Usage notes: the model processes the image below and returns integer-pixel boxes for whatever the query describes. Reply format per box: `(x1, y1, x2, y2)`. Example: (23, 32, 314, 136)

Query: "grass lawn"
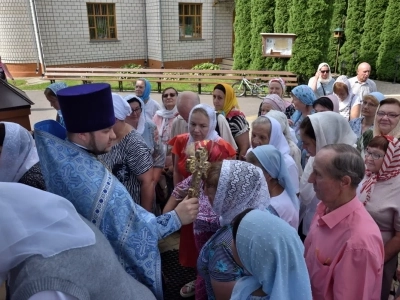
(12, 78, 234, 94)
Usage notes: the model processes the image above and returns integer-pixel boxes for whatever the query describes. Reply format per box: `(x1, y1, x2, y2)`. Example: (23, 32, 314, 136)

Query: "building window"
(179, 3, 202, 39)
(87, 3, 117, 40)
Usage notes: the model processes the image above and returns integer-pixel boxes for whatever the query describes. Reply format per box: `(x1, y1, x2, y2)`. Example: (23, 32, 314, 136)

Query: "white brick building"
(0, 0, 234, 76)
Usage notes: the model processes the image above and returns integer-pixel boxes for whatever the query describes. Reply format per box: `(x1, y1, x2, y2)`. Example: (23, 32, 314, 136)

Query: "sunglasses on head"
(163, 93, 176, 98)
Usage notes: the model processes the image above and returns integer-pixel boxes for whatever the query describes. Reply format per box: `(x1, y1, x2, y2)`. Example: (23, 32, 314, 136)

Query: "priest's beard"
(88, 132, 111, 155)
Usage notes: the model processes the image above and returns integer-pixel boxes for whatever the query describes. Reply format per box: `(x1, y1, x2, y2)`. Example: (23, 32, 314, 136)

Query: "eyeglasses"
(360, 101, 378, 107)
(162, 93, 176, 98)
(376, 111, 400, 119)
(365, 149, 385, 160)
(320, 70, 329, 74)
(131, 108, 142, 114)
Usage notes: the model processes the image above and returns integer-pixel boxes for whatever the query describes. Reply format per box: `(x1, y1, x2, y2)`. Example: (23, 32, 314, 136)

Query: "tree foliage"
(376, 0, 400, 80)
(359, 0, 389, 77)
(248, 0, 275, 70)
(326, 0, 347, 72)
(339, 0, 366, 76)
(287, 0, 334, 79)
(233, 0, 252, 69)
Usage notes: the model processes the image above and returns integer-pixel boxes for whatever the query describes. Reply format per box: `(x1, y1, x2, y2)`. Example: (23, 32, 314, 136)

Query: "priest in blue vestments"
(34, 83, 199, 300)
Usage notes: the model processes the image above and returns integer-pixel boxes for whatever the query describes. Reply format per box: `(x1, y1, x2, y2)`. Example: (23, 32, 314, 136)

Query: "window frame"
(179, 3, 202, 40)
(87, 3, 117, 41)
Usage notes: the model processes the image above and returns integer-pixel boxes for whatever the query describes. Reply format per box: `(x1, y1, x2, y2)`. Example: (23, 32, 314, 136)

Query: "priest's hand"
(175, 196, 199, 225)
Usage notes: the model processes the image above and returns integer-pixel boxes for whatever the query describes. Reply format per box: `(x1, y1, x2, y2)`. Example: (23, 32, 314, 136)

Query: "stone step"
(219, 64, 233, 70)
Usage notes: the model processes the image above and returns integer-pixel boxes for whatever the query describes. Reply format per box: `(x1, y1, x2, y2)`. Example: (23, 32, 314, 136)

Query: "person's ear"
(340, 175, 352, 188)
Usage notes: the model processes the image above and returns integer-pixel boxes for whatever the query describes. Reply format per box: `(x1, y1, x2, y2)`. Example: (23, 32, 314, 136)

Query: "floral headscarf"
(268, 77, 286, 95)
(212, 160, 270, 226)
(290, 85, 317, 123)
(46, 82, 68, 95)
(261, 94, 286, 112)
(360, 136, 400, 203)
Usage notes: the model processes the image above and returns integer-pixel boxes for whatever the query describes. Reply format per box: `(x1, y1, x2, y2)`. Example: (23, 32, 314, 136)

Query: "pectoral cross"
(186, 146, 210, 198)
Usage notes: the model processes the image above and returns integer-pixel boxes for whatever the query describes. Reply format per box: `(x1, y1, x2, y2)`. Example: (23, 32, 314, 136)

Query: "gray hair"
(251, 116, 271, 129)
(322, 144, 364, 187)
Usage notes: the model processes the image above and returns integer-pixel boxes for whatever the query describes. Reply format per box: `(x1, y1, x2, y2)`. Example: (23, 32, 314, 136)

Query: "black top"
(18, 162, 46, 191)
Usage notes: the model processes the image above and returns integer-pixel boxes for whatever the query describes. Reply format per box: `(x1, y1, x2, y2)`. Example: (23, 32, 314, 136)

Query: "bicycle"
(231, 75, 269, 99)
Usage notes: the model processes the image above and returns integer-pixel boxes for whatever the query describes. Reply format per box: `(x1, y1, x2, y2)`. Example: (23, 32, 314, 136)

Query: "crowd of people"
(1, 61, 400, 300)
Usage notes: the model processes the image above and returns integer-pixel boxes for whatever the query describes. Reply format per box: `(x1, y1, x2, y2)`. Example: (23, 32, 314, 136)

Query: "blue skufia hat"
(57, 83, 115, 133)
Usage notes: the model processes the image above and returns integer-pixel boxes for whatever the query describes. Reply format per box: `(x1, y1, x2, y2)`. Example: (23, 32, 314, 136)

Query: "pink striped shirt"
(304, 197, 384, 300)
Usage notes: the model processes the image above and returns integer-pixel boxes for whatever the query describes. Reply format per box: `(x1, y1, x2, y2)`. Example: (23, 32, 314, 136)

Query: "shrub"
(376, 0, 400, 80)
(191, 63, 220, 70)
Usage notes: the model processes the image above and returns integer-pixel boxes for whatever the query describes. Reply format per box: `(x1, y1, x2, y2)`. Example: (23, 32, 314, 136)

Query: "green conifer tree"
(359, 0, 389, 78)
(233, 0, 252, 69)
(326, 0, 347, 72)
(339, 0, 366, 76)
(272, 0, 292, 70)
(376, 0, 400, 80)
(248, 0, 275, 70)
(287, 0, 334, 79)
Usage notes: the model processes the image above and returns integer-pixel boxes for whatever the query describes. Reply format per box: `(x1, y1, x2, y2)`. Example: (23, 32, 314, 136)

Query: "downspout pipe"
(143, 0, 149, 66)
(29, 0, 46, 75)
(158, 0, 164, 68)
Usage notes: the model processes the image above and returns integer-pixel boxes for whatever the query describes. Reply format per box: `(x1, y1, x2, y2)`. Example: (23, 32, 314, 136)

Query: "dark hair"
(368, 136, 389, 153)
(126, 95, 142, 107)
(44, 88, 56, 97)
(313, 97, 334, 111)
(213, 84, 226, 94)
(231, 208, 254, 241)
(299, 116, 316, 141)
(203, 161, 223, 188)
(322, 144, 365, 187)
(0, 123, 5, 146)
(379, 98, 400, 108)
(162, 87, 178, 97)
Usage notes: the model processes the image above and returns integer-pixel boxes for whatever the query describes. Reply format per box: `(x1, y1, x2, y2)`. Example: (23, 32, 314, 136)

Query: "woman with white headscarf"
(0, 122, 45, 190)
(308, 62, 335, 98)
(298, 111, 357, 238)
(1, 182, 156, 300)
(198, 160, 271, 300)
(100, 93, 155, 212)
(266, 110, 302, 175)
(250, 115, 300, 194)
(246, 145, 299, 229)
(125, 94, 166, 188)
(230, 209, 312, 300)
(333, 75, 360, 120)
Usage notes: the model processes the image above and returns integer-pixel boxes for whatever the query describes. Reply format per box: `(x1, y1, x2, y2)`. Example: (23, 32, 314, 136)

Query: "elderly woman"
(298, 112, 357, 238)
(135, 78, 161, 119)
(308, 62, 335, 98)
(250, 116, 300, 193)
(349, 92, 384, 139)
(0, 122, 45, 190)
(359, 136, 400, 300)
(333, 75, 360, 120)
(357, 98, 400, 159)
(246, 145, 300, 229)
(290, 85, 316, 145)
(266, 110, 302, 173)
(100, 94, 155, 212)
(163, 139, 235, 300)
(169, 104, 236, 297)
(198, 160, 271, 300)
(230, 209, 312, 300)
(212, 83, 250, 159)
(125, 95, 165, 185)
(44, 82, 68, 127)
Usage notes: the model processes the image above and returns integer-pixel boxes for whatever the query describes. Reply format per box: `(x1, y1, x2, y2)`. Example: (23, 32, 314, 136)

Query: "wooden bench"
(44, 67, 298, 94)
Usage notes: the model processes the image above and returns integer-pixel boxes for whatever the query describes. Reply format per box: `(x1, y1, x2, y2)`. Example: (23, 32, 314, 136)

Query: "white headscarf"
(264, 115, 291, 156)
(112, 93, 131, 121)
(0, 122, 40, 182)
(317, 62, 333, 84)
(155, 101, 178, 136)
(187, 104, 220, 144)
(212, 160, 270, 226)
(0, 182, 95, 285)
(300, 111, 357, 204)
(125, 95, 146, 134)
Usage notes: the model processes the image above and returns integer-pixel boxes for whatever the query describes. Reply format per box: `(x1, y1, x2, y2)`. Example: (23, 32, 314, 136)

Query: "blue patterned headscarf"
(47, 82, 68, 95)
(251, 145, 299, 210)
(291, 85, 316, 124)
(137, 78, 151, 102)
(231, 209, 312, 300)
